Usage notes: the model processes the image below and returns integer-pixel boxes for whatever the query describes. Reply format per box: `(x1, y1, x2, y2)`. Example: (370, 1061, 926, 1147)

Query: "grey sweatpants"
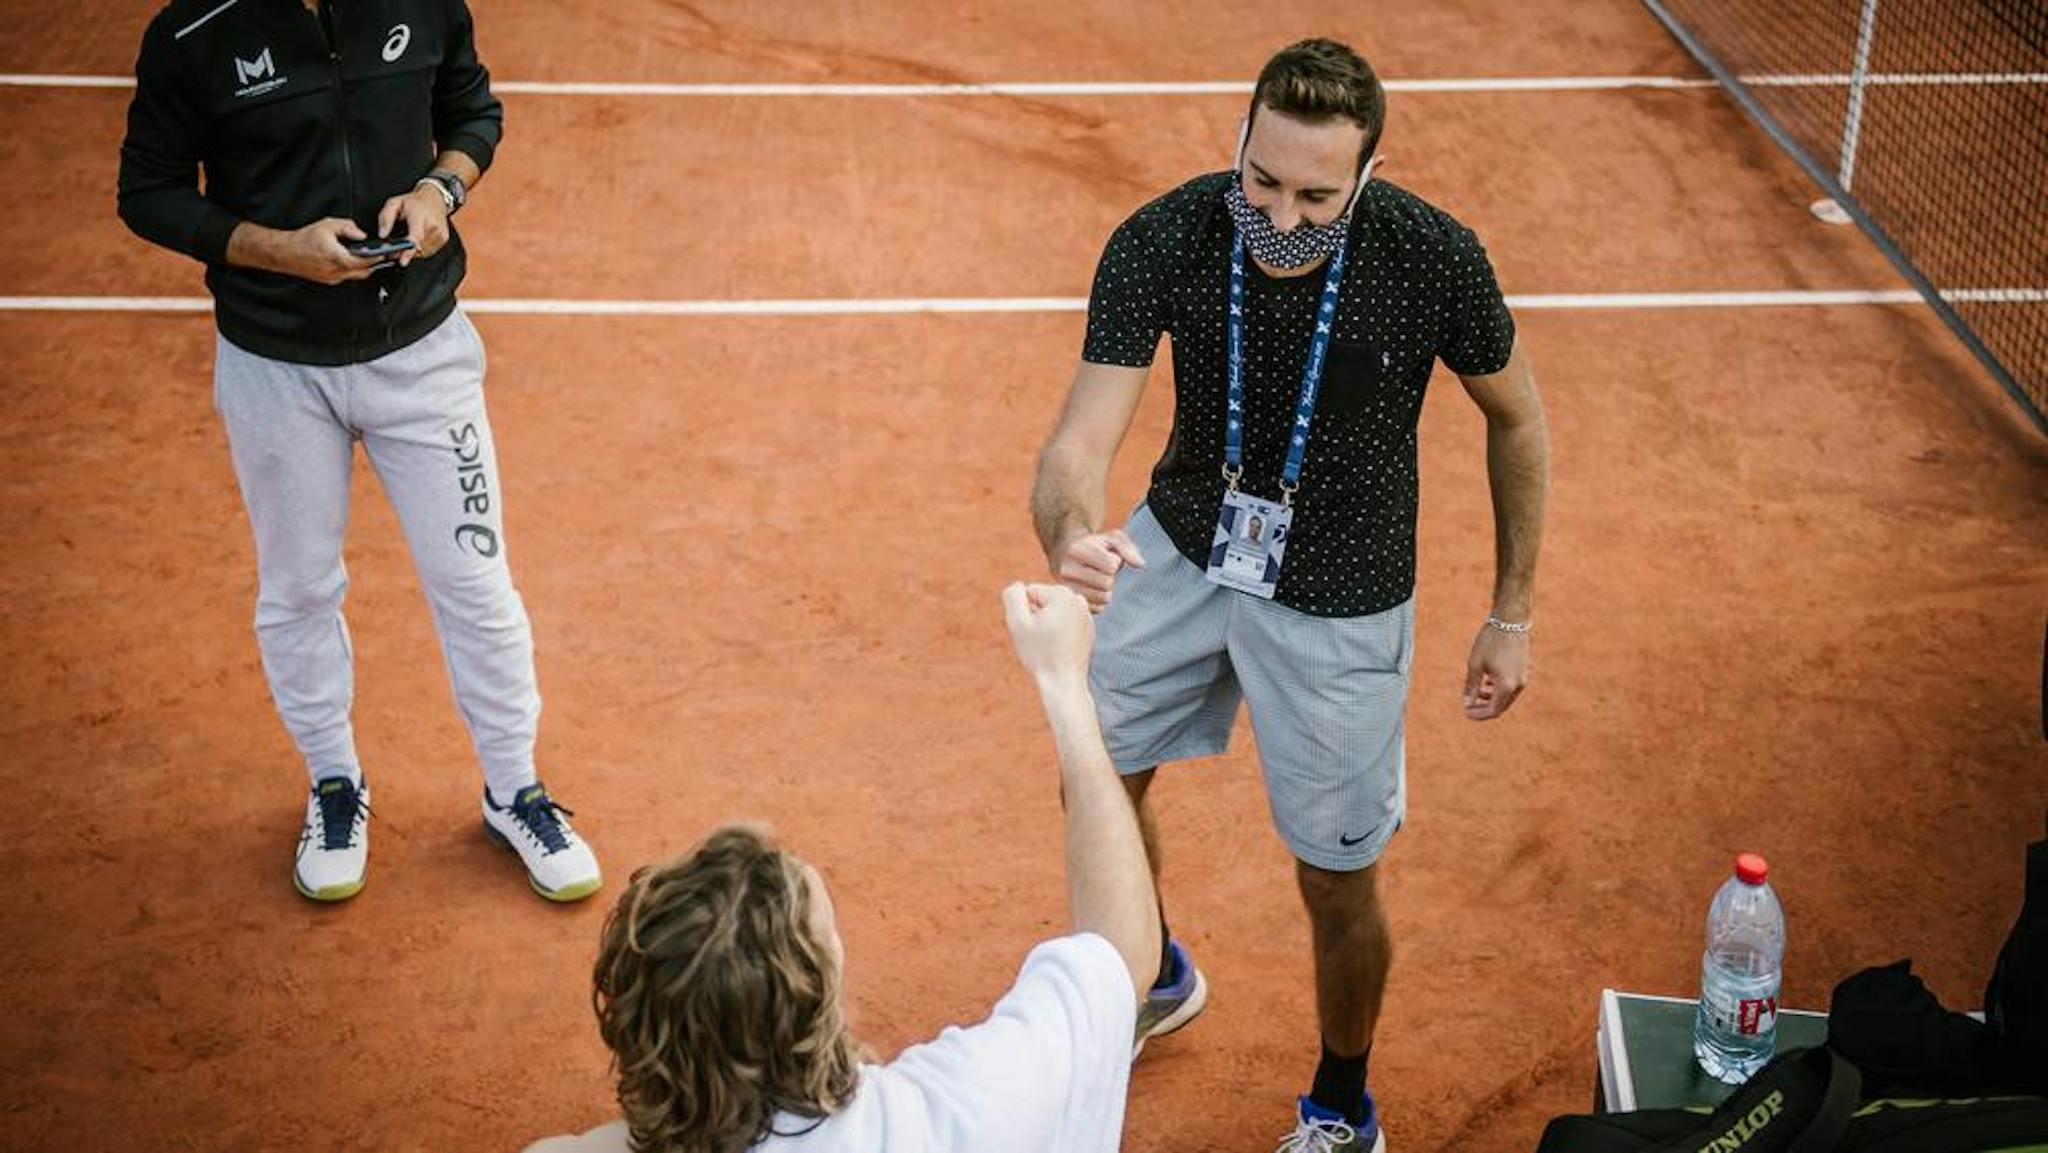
(213, 309, 540, 797)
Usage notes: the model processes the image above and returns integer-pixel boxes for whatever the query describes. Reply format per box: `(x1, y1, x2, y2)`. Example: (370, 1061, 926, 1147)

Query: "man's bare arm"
(1456, 340, 1549, 719)
(1460, 341, 1548, 620)
(1005, 583, 1160, 1002)
(1030, 361, 1151, 609)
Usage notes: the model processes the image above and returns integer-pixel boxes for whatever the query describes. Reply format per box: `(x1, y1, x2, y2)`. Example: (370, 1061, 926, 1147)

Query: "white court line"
(1938, 288, 2048, 303)
(1, 72, 2039, 95)
(0, 73, 1705, 94)
(469, 296, 1085, 315)
(489, 77, 1721, 96)
(1746, 72, 2048, 87)
(2, 289, 2041, 316)
(1, 295, 212, 311)
(498, 80, 1257, 97)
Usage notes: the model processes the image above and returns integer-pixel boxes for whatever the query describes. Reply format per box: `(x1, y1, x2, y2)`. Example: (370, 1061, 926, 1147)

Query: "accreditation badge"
(1204, 489, 1293, 599)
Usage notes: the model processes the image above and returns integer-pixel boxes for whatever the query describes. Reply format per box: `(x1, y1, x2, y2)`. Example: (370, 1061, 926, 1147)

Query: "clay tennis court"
(3, 2, 2044, 1149)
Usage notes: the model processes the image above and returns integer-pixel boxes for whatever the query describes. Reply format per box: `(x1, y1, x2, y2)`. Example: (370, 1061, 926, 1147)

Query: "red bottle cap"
(1735, 853, 1769, 885)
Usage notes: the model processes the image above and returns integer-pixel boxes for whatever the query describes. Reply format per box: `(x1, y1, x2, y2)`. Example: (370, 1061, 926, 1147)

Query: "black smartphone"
(345, 236, 417, 259)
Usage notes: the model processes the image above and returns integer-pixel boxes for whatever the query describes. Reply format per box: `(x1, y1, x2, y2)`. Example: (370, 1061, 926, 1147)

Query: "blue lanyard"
(1224, 231, 1350, 504)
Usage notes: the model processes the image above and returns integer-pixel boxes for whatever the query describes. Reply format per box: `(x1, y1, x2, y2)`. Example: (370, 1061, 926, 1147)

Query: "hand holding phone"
(344, 235, 418, 259)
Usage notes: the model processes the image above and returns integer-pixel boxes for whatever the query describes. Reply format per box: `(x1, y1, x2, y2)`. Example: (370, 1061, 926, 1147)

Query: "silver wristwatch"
(415, 169, 467, 215)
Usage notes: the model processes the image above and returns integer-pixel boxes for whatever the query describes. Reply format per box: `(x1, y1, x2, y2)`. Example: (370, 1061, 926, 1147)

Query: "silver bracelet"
(414, 176, 456, 213)
(1485, 615, 1532, 634)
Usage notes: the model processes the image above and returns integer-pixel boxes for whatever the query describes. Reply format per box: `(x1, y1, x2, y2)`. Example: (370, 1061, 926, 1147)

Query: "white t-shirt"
(527, 932, 1136, 1153)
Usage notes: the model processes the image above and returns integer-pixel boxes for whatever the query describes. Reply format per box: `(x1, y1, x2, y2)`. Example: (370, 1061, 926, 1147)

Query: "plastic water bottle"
(1692, 853, 1785, 1083)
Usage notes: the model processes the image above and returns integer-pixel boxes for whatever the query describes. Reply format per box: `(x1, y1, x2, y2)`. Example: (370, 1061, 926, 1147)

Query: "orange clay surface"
(2, 3, 2045, 1151)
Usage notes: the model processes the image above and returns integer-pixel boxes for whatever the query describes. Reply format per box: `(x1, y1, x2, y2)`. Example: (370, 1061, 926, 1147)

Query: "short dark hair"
(1248, 38, 1387, 168)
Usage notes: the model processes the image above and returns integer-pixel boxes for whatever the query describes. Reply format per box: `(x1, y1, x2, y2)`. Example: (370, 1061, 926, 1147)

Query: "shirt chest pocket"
(1318, 339, 1391, 421)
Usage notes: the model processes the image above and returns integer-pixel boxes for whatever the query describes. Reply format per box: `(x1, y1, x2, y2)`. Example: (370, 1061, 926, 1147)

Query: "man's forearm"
(1486, 411, 1549, 620)
(1039, 676, 1159, 1001)
(431, 148, 483, 193)
(1029, 444, 1106, 562)
(225, 221, 293, 274)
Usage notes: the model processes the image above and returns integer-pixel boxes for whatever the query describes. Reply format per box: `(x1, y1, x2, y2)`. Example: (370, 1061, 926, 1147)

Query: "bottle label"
(1738, 996, 1778, 1036)
(1702, 983, 1779, 1037)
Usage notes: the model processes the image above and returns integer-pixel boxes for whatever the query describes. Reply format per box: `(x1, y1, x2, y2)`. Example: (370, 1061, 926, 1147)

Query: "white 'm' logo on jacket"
(234, 48, 273, 85)
(382, 24, 411, 62)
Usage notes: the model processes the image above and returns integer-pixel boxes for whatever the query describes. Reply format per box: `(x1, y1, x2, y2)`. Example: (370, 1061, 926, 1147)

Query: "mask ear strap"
(1346, 153, 1386, 213)
(1233, 117, 1250, 173)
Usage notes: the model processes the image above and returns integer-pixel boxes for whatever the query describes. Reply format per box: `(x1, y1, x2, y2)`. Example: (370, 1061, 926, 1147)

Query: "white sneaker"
(294, 774, 369, 902)
(482, 782, 602, 902)
(1278, 1096, 1386, 1153)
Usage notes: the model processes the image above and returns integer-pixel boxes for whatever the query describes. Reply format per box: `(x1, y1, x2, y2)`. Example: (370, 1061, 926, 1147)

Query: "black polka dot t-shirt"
(1083, 172, 1517, 618)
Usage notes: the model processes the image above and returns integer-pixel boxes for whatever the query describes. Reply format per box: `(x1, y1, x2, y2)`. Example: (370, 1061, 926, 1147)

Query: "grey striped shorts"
(1089, 504, 1414, 872)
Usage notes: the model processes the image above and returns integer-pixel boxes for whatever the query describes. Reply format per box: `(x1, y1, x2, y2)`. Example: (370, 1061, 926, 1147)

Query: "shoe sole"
(483, 820, 603, 903)
(1133, 966, 1209, 1059)
(293, 871, 365, 902)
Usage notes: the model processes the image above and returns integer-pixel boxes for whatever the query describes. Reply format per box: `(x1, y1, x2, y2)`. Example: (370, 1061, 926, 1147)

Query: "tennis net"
(1644, 0, 2048, 433)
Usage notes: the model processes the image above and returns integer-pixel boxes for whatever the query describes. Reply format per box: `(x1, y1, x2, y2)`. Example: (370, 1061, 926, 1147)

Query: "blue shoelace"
(315, 782, 366, 850)
(510, 791, 575, 855)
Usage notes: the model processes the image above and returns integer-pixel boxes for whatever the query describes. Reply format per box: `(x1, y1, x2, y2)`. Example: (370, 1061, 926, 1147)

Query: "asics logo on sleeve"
(382, 24, 411, 62)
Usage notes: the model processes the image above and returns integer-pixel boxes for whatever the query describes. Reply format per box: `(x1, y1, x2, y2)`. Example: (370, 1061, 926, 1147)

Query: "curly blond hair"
(593, 825, 861, 1153)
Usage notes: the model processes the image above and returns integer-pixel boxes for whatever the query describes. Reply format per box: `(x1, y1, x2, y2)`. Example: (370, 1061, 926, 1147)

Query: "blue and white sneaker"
(1277, 1093, 1385, 1153)
(482, 782, 602, 903)
(1133, 939, 1209, 1057)
(294, 774, 370, 902)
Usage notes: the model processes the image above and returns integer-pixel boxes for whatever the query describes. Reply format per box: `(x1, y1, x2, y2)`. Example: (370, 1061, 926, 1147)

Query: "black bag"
(1827, 825, 2048, 1097)
(1985, 824, 2048, 1092)
(1828, 960, 2001, 1095)
(1536, 1046, 1860, 1153)
(1835, 1095, 2048, 1152)
(1534, 1047, 2048, 1152)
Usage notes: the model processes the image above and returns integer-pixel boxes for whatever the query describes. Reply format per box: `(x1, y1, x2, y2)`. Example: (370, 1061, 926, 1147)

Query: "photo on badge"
(1205, 490, 1292, 599)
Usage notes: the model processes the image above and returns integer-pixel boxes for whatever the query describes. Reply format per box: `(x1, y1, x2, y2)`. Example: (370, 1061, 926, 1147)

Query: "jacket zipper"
(315, 1, 364, 360)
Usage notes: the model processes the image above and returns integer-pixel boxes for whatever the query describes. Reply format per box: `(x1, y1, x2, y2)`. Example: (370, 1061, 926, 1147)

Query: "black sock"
(1310, 1042, 1370, 1123)
(1153, 913, 1179, 988)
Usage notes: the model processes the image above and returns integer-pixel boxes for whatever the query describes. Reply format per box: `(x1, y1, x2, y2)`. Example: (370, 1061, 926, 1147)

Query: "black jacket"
(118, 0, 503, 366)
